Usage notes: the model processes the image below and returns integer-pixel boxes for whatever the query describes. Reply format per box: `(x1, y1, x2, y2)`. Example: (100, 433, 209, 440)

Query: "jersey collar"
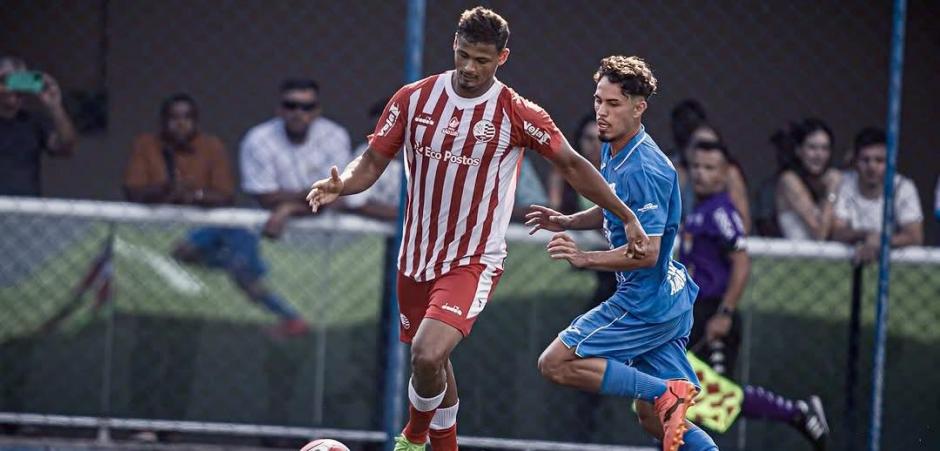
(443, 70, 503, 110)
(607, 124, 647, 171)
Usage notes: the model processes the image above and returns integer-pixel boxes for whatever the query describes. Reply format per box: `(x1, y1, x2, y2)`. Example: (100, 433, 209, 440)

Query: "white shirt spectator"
(834, 171, 923, 233)
(240, 117, 351, 193)
(345, 142, 402, 210)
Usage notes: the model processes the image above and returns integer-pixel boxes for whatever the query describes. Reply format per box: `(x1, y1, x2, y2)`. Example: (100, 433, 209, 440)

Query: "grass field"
(1, 216, 938, 450)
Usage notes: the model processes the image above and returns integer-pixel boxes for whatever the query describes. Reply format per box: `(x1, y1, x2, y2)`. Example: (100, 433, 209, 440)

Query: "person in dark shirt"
(0, 56, 77, 196)
(680, 140, 830, 450)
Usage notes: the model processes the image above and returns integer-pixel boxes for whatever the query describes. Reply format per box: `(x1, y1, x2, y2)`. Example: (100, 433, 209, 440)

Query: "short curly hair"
(593, 55, 657, 99)
(456, 7, 510, 51)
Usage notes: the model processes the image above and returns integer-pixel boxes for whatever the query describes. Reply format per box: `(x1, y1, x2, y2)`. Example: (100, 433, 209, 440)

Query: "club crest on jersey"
(523, 120, 551, 145)
(442, 116, 461, 136)
(472, 119, 496, 143)
(414, 113, 435, 127)
(378, 103, 400, 137)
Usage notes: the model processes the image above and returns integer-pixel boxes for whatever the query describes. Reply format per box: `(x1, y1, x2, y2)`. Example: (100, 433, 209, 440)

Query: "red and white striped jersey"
(369, 71, 564, 281)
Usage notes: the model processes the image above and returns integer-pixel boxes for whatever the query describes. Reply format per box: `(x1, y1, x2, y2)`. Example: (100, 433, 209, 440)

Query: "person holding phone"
(0, 55, 78, 196)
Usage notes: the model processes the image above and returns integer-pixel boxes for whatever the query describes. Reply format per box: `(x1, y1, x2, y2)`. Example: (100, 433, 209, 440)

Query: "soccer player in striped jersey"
(307, 7, 648, 451)
(528, 56, 717, 451)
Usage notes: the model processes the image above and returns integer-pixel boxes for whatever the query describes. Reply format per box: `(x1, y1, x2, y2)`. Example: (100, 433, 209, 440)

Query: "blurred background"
(0, 1, 938, 450)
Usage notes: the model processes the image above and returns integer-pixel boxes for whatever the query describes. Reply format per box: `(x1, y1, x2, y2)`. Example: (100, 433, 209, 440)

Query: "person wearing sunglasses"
(240, 78, 351, 238)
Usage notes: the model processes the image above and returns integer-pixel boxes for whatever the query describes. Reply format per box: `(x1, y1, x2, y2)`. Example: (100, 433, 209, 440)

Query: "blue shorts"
(558, 298, 699, 387)
(186, 227, 267, 281)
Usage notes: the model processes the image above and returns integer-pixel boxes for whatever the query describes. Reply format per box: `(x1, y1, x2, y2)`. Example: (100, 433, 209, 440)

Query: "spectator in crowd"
(668, 100, 751, 231)
(832, 127, 923, 263)
(124, 93, 308, 337)
(935, 176, 940, 239)
(680, 140, 829, 449)
(346, 99, 402, 221)
(549, 113, 602, 214)
(753, 131, 797, 237)
(240, 78, 352, 238)
(774, 118, 842, 240)
(511, 155, 549, 221)
(0, 56, 77, 196)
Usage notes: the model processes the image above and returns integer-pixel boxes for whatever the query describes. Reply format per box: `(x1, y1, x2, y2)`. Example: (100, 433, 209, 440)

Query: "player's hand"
(307, 166, 344, 213)
(525, 205, 573, 235)
(853, 233, 880, 265)
(624, 220, 649, 259)
(546, 232, 589, 268)
(38, 73, 63, 109)
(705, 313, 733, 341)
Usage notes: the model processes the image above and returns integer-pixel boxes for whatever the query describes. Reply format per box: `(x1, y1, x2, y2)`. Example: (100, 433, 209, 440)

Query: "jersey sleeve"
(509, 96, 564, 157)
(368, 85, 411, 158)
(623, 170, 673, 236)
(711, 205, 747, 251)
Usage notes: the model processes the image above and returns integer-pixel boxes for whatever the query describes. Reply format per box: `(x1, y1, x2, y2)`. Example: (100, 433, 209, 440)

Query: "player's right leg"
(395, 264, 501, 449)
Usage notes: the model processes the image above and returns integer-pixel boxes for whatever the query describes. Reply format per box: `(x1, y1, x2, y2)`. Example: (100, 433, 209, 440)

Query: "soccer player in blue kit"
(527, 56, 717, 451)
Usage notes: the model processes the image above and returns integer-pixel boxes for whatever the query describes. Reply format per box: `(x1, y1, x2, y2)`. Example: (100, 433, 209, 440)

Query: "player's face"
(594, 76, 646, 144)
(856, 144, 887, 188)
(690, 149, 727, 195)
(162, 101, 197, 145)
(796, 130, 831, 175)
(279, 88, 320, 136)
(452, 36, 508, 95)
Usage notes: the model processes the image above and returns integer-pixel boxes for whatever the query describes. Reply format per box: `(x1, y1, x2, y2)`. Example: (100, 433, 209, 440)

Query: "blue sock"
(679, 424, 718, 451)
(257, 292, 300, 320)
(599, 359, 666, 402)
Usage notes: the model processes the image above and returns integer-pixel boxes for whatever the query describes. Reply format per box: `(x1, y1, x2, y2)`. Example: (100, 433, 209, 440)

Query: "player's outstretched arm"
(546, 143, 649, 258)
(524, 205, 603, 234)
(307, 147, 391, 213)
(547, 232, 659, 271)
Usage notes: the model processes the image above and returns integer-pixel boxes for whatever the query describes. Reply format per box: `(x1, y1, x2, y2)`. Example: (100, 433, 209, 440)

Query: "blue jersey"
(599, 125, 698, 323)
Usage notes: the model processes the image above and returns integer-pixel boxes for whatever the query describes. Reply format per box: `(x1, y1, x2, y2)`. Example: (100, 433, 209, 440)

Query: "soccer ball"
(300, 438, 350, 451)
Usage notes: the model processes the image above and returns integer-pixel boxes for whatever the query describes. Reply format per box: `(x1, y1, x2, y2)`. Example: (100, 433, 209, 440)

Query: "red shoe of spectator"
(267, 318, 311, 338)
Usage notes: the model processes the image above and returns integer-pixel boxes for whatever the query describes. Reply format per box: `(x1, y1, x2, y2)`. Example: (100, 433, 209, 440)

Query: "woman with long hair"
(774, 118, 842, 240)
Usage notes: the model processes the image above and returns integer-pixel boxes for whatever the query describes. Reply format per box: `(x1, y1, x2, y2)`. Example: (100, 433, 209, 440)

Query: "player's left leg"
(428, 359, 459, 451)
(632, 310, 710, 451)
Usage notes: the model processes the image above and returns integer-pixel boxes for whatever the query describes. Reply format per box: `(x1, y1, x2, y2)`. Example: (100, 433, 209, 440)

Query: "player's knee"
(410, 341, 448, 378)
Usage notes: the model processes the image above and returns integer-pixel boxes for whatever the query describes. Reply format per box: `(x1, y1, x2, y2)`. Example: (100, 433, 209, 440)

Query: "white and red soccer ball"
(300, 438, 350, 451)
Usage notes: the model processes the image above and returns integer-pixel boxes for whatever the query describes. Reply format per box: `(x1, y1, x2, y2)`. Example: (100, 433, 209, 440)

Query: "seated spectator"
(511, 155, 549, 222)
(549, 113, 602, 214)
(345, 99, 402, 221)
(832, 127, 923, 263)
(774, 118, 842, 240)
(680, 140, 829, 447)
(935, 176, 940, 229)
(753, 131, 796, 237)
(0, 56, 77, 196)
(667, 100, 751, 231)
(240, 78, 351, 237)
(123, 93, 308, 337)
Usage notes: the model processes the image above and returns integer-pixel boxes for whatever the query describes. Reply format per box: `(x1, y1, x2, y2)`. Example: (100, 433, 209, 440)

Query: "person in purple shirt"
(681, 140, 830, 450)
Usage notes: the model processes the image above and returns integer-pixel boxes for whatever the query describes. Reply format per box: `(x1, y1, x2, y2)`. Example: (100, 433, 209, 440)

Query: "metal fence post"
(382, 1, 425, 450)
(869, 1, 908, 450)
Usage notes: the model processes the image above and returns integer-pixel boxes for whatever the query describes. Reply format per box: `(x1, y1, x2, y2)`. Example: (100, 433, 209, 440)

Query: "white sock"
(408, 377, 446, 412)
(430, 400, 459, 430)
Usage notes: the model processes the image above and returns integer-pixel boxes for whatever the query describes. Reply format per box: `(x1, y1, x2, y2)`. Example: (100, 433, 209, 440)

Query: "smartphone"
(4, 71, 45, 93)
